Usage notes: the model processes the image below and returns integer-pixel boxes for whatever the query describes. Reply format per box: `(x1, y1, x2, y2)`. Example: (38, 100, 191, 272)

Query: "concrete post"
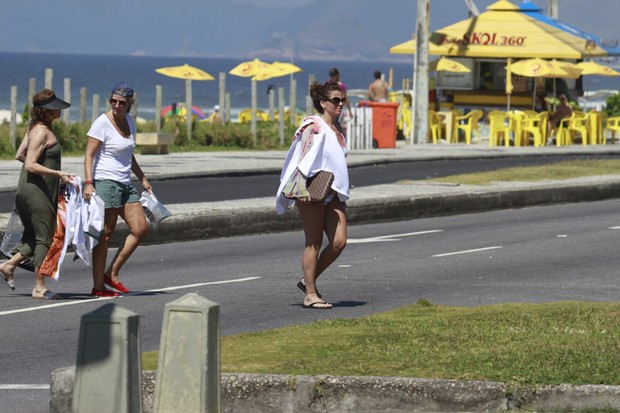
(92, 94, 100, 123)
(218, 72, 226, 122)
(63, 78, 71, 123)
(79, 87, 87, 123)
(153, 293, 220, 413)
(28, 78, 36, 104)
(225, 93, 231, 123)
(278, 87, 285, 145)
(155, 85, 162, 131)
(306, 74, 316, 115)
(72, 304, 142, 413)
(45, 68, 53, 90)
(268, 88, 275, 120)
(413, 0, 430, 144)
(10, 86, 17, 149)
(289, 77, 297, 127)
(185, 79, 192, 141)
(546, 0, 558, 18)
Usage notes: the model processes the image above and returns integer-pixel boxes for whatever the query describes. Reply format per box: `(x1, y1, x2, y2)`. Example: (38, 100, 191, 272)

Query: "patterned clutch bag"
(306, 171, 334, 202)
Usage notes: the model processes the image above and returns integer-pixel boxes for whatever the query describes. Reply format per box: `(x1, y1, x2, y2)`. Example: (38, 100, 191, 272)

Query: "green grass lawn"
(398, 159, 620, 186)
(142, 300, 620, 386)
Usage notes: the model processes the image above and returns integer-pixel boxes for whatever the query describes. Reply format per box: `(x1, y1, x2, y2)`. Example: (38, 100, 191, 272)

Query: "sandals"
(297, 280, 322, 299)
(0, 269, 15, 291)
(32, 289, 62, 300)
(303, 300, 332, 309)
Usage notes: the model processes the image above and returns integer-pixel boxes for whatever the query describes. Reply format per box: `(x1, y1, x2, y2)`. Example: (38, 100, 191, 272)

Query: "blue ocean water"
(1, 52, 618, 121)
(0, 52, 416, 121)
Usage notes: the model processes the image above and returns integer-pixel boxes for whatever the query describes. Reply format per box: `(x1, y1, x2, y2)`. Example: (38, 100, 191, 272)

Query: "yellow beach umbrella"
(229, 59, 274, 142)
(510, 58, 573, 78)
(229, 59, 272, 78)
(155, 64, 214, 138)
(155, 64, 215, 81)
(253, 61, 302, 81)
(390, 0, 607, 59)
(429, 57, 471, 72)
(576, 61, 620, 76)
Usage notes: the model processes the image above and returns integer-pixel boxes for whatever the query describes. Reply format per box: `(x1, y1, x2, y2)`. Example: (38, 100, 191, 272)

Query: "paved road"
(0, 154, 615, 211)
(2, 199, 620, 412)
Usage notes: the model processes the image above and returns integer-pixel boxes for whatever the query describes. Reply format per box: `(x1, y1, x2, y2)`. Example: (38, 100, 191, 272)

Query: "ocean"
(0, 52, 417, 122)
(0, 52, 618, 121)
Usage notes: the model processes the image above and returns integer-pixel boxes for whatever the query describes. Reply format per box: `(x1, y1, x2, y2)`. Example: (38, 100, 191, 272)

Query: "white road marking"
(0, 277, 261, 317)
(432, 246, 503, 257)
(609, 226, 620, 230)
(0, 384, 50, 390)
(348, 230, 444, 244)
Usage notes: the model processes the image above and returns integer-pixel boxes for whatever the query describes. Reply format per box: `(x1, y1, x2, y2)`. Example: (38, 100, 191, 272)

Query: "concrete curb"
(50, 366, 620, 413)
(117, 178, 620, 246)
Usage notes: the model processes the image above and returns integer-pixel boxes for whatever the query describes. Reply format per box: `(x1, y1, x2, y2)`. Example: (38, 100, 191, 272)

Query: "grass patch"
(142, 301, 620, 386)
(398, 159, 620, 186)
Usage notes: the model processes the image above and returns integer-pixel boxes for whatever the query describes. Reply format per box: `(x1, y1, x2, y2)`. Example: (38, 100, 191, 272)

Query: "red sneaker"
(104, 276, 129, 294)
(91, 288, 120, 298)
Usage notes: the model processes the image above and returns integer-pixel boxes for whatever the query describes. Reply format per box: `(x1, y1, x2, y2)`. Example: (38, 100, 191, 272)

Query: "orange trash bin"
(358, 101, 399, 148)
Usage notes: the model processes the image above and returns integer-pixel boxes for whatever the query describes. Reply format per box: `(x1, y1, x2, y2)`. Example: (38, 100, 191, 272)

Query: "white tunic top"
(276, 116, 349, 215)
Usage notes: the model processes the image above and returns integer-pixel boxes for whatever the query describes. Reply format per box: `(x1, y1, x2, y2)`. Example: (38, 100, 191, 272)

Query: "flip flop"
(33, 290, 62, 300)
(303, 300, 332, 309)
(297, 280, 322, 299)
(0, 270, 15, 291)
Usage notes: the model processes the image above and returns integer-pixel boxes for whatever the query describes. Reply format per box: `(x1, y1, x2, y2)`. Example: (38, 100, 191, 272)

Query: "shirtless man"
(368, 71, 389, 102)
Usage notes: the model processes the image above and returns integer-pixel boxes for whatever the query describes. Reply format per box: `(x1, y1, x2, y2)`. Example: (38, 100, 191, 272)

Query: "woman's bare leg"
(0, 252, 25, 289)
(92, 209, 120, 290)
(315, 197, 347, 279)
(105, 202, 148, 282)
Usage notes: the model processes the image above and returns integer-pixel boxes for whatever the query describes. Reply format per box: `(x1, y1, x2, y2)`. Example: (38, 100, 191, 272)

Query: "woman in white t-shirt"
(83, 82, 152, 297)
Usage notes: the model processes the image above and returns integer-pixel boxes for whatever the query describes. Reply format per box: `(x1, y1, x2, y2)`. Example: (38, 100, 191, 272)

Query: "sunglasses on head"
(326, 97, 346, 106)
(109, 98, 127, 107)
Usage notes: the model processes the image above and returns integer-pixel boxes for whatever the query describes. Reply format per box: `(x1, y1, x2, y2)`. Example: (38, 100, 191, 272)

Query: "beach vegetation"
(605, 92, 620, 117)
(141, 300, 620, 386)
(0, 118, 297, 158)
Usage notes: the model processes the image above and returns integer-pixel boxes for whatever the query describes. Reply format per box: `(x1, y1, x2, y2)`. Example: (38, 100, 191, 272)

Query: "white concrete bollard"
(72, 304, 143, 413)
(153, 293, 220, 413)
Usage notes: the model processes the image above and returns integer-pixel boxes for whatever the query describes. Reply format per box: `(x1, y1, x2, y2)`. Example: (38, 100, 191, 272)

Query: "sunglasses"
(109, 98, 128, 107)
(326, 97, 346, 106)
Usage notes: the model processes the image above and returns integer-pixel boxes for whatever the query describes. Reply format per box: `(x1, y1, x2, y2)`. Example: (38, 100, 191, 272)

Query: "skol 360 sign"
(438, 33, 527, 47)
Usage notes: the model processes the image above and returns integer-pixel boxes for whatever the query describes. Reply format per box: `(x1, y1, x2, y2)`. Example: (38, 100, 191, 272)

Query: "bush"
(605, 92, 620, 117)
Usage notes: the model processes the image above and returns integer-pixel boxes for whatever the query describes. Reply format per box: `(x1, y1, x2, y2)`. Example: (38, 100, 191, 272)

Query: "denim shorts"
(93, 179, 140, 209)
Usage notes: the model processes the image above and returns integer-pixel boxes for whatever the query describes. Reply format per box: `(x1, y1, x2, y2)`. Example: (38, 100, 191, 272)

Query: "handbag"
(306, 170, 334, 202)
(140, 191, 172, 225)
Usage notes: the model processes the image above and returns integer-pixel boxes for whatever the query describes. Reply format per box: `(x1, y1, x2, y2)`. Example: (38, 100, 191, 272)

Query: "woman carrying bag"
(276, 81, 350, 309)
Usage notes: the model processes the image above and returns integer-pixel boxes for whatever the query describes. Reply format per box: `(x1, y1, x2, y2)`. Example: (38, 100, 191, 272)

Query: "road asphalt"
(36, 140, 620, 412)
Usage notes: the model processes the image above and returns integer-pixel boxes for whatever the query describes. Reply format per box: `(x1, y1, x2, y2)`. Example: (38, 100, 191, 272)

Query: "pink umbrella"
(160, 103, 206, 120)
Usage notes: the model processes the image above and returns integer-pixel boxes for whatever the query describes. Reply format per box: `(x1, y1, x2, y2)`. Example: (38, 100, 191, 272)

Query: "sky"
(0, 0, 617, 61)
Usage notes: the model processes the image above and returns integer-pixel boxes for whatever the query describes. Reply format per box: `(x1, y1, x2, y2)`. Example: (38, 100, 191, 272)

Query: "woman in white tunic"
(276, 82, 349, 309)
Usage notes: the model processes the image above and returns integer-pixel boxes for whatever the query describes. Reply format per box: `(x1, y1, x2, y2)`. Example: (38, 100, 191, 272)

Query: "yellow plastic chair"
(455, 109, 483, 144)
(238, 108, 268, 123)
(487, 110, 511, 147)
(521, 111, 548, 147)
(508, 110, 526, 146)
(585, 111, 605, 144)
(567, 111, 589, 145)
(428, 110, 443, 144)
(605, 115, 620, 144)
(555, 116, 573, 146)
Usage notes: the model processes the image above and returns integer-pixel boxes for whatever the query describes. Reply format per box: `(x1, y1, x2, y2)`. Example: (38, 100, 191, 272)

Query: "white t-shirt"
(87, 113, 136, 185)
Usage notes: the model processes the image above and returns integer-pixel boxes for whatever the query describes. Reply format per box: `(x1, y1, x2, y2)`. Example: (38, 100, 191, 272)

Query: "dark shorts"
(94, 179, 140, 209)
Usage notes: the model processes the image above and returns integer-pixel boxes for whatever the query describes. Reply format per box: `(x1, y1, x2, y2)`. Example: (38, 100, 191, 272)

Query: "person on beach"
(83, 82, 151, 297)
(0, 89, 73, 299)
(276, 81, 350, 309)
(368, 70, 389, 102)
(325, 67, 353, 133)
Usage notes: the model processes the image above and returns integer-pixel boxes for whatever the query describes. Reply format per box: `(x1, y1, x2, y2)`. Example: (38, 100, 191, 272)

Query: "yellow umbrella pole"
(251, 78, 257, 143)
